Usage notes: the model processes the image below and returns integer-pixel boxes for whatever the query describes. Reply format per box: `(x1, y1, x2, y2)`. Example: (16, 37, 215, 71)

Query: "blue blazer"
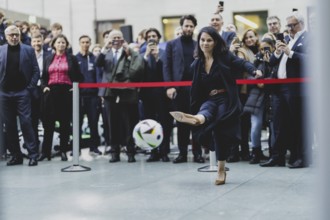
(163, 37, 197, 84)
(270, 31, 308, 96)
(221, 31, 236, 47)
(0, 43, 40, 91)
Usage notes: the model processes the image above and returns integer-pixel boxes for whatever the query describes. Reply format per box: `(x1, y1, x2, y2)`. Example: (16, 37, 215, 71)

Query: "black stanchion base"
(61, 164, 91, 172)
(197, 165, 230, 172)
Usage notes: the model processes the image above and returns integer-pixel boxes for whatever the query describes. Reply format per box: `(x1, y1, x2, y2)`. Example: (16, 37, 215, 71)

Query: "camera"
(263, 46, 271, 53)
(292, 8, 298, 12)
(112, 39, 124, 45)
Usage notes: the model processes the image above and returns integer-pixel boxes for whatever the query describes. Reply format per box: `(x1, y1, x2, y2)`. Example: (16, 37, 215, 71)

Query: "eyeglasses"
(286, 22, 300, 29)
(7, 33, 20, 37)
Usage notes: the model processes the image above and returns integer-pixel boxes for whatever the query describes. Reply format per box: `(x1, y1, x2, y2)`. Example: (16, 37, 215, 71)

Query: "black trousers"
(0, 89, 38, 159)
(173, 87, 202, 156)
(104, 97, 139, 155)
(41, 85, 72, 154)
(271, 86, 307, 161)
(80, 96, 100, 148)
(141, 88, 172, 156)
(198, 93, 235, 161)
(31, 86, 42, 144)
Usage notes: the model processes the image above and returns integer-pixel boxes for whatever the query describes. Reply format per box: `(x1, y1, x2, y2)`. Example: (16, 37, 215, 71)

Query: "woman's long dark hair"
(195, 26, 228, 59)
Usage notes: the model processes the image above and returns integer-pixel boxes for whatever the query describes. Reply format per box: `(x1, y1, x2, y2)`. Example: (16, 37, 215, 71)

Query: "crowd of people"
(0, 4, 311, 185)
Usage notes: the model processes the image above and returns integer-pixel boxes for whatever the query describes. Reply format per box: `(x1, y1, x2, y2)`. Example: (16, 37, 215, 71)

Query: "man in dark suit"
(260, 12, 309, 168)
(140, 28, 172, 162)
(0, 25, 40, 166)
(163, 15, 204, 164)
(96, 29, 145, 163)
(30, 33, 50, 149)
(209, 13, 236, 46)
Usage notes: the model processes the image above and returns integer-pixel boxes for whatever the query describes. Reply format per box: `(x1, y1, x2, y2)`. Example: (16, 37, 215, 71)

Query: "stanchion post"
(197, 151, 229, 172)
(61, 82, 91, 172)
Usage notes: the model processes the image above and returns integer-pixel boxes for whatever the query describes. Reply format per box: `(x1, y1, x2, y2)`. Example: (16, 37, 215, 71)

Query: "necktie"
(113, 50, 118, 65)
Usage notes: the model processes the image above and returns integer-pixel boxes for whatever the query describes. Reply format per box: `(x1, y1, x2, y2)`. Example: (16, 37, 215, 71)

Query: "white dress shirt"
(276, 30, 304, 79)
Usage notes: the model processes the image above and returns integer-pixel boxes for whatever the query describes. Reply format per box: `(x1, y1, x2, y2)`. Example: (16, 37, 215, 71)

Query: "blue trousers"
(0, 89, 38, 159)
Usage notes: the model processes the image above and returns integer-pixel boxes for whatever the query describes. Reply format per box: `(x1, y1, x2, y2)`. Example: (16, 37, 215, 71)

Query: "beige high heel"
(169, 111, 203, 126)
(215, 160, 226, 185)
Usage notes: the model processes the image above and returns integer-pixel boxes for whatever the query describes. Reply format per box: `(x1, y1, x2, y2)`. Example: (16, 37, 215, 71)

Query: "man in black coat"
(0, 25, 40, 166)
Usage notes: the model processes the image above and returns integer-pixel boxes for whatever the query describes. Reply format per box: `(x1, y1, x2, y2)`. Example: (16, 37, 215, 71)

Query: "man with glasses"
(267, 15, 282, 35)
(0, 25, 40, 166)
(260, 12, 309, 168)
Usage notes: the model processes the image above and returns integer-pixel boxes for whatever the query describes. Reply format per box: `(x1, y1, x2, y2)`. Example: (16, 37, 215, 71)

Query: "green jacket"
(96, 47, 145, 104)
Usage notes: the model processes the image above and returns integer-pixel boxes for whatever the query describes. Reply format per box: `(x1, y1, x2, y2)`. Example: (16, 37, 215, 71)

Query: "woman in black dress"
(171, 26, 262, 185)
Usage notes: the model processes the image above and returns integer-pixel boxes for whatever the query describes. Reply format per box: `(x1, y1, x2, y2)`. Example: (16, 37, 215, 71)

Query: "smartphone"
(292, 8, 298, 12)
(148, 39, 157, 45)
(219, 1, 224, 6)
(276, 33, 285, 43)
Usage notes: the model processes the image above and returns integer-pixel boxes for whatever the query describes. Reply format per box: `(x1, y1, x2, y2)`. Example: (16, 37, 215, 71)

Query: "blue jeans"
(250, 102, 264, 149)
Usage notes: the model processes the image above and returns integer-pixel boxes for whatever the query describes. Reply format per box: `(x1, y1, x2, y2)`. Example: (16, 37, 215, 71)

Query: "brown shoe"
(170, 111, 202, 126)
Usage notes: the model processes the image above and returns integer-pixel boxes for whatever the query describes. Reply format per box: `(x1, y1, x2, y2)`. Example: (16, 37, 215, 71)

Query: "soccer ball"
(133, 119, 163, 150)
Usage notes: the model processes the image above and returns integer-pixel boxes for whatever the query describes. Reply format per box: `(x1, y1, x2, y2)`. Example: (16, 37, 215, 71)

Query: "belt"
(209, 89, 226, 96)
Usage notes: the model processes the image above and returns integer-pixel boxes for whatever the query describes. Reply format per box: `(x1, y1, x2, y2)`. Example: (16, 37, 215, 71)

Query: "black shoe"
(28, 158, 38, 166)
(161, 155, 170, 162)
(146, 154, 160, 162)
(226, 155, 240, 163)
(38, 153, 51, 161)
(193, 155, 205, 163)
(7, 157, 23, 166)
(128, 155, 136, 163)
(173, 155, 187, 164)
(90, 147, 102, 155)
(61, 152, 68, 161)
(109, 153, 120, 163)
(260, 158, 285, 167)
(288, 159, 307, 169)
(249, 155, 260, 164)
(240, 154, 250, 161)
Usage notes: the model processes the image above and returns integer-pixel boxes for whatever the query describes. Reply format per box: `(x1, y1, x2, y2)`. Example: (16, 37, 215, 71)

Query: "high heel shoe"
(215, 160, 226, 185)
(169, 111, 203, 126)
(215, 171, 226, 185)
(38, 153, 51, 161)
(61, 152, 68, 161)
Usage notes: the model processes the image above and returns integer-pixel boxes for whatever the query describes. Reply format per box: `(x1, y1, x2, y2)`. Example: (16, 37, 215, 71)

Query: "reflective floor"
(0, 145, 315, 220)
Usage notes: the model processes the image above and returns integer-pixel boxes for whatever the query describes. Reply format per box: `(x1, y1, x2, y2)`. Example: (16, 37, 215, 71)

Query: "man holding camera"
(212, 3, 236, 46)
(140, 28, 172, 162)
(260, 12, 310, 168)
(96, 30, 145, 163)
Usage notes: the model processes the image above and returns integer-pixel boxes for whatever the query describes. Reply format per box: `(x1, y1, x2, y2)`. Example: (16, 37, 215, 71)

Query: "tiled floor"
(0, 146, 315, 220)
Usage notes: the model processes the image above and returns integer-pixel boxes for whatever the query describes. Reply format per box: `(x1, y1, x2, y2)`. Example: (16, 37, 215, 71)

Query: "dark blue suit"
(269, 31, 309, 165)
(221, 31, 236, 47)
(0, 43, 40, 159)
(163, 36, 203, 157)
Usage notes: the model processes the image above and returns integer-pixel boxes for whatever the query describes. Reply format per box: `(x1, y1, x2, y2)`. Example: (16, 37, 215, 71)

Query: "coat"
(96, 47, 145, 104)
(190, 51, 256, 146)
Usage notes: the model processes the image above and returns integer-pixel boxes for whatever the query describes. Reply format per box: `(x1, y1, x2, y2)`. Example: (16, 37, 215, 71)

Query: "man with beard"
(163, 15, 204, 164)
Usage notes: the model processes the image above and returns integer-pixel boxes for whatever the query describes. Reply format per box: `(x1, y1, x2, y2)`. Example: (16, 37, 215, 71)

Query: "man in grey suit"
(0, 25, 40, 166)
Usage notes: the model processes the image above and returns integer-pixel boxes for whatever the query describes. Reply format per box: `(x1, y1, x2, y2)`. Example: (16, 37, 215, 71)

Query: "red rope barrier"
(79, 78, 308, 88)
